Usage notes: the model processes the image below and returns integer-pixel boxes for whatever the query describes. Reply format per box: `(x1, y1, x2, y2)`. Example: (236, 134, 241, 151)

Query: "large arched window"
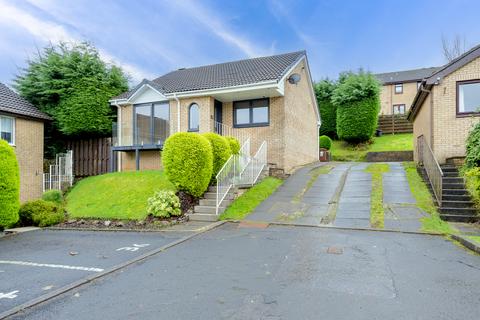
(189, 103, 200, 131)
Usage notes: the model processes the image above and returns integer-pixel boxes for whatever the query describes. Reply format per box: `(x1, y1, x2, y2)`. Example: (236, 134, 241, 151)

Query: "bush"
(0, 140, 20, 229)
(225, 136, 240, 155)
(146, 190, 181, 218)
(315, 80, 337, 138)
(202, 133, 232, 179)
(319, 135, 332, 150)
(42, 190, 64, 204)
(18, 200, 65, 227)
(463, 167, 480, 208)
(162, 132, 213, 197)
(333, 71, 380, 143)
(465, 122, 480, 168)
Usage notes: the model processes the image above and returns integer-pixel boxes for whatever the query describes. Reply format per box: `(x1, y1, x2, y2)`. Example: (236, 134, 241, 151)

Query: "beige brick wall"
(120, 150, 162, 171)
(431, 57, 480, 163)
(412, 93, 432, 161)
(13, 118, 44, 202)
(380, 82, 419, 115)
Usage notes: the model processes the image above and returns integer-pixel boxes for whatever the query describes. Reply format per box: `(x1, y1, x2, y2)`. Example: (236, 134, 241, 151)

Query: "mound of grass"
(220, 177, 283, 221)
(331, 133, 413, 161)
(66, 170, 176, 220)
(365, 163, 390, 228)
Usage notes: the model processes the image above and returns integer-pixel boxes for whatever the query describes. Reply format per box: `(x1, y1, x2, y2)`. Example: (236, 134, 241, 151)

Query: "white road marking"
(0, 291, 19, 299)
(116, 243, 150, 252)
(0, 260, 104, 272)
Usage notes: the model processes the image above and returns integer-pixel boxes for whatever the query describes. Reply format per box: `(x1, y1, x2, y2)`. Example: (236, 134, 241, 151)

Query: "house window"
(0, 116, 14, 145)
(233, 98, 269, 128)
(457, 80, 480, 115)
(134, 102, 169, 145)
(395, 83, 403, 94)
(393, 104, 406, 115)
(189, 103, 200, 131)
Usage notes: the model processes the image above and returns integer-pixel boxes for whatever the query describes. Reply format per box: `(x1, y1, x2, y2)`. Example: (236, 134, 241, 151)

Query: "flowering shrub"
(146, 190, 181, 218)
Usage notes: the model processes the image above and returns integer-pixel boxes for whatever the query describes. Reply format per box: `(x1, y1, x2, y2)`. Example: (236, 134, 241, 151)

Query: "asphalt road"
(6, 223, 480, 320)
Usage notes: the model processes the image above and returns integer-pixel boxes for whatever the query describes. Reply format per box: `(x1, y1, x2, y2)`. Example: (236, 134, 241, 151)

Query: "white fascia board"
(127, 84, 167, 103)
(302, 56, 321, 125)
(278, 55, 306, 85)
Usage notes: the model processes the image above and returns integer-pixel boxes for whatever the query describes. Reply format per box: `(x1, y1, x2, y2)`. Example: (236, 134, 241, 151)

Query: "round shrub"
(42, 190, 64, 205)
(465, 122, 480, 168)
(18, 200, 65, 227)
(202, 132, 232, 179)
(0, 140, 20, 228)
(315, 80, 337, 138)
(162, 132, 213, 197)
(332, 71, 380, 143)
(225, 136, 240, 155)
(319, 135, 332, 150)
(146, 190, 181, 218)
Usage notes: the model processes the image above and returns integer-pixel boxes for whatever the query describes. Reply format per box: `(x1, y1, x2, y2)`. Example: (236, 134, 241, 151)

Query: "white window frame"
(0, 115, 15, 146)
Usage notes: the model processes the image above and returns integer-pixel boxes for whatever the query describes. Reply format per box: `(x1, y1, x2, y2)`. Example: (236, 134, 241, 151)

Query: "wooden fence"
(66, 137, 112, 178)
(377, 115, 413, 134)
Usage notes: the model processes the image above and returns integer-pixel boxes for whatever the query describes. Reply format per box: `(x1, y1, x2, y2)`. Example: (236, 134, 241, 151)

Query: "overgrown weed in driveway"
(293, 165, 334, 202)
(402, 162, 456, 234)
(365, 163, 389, 228)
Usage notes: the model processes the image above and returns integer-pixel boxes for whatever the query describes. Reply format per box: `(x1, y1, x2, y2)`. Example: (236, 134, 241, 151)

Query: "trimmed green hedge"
(18, 200, 65, 227)
(333, 71, 380, 143)
(202, 132, 232, 180)
(162, 132, 213, 197)
(319, 135, 332, 150)
(315, 80, 337, 138)
(0, 140, 20, 228)
(465, 122, 480, 168)
(225, 136, 240, 155)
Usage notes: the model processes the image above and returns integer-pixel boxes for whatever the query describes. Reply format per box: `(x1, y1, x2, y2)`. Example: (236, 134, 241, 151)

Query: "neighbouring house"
(109, 51, 320, 174)
(376, 67, 439, 115)
(0, 82, 51, 202)
(408, 43, 480, 164)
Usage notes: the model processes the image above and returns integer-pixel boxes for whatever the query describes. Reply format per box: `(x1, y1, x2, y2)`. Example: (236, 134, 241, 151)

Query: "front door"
(214, 100, 223, 134)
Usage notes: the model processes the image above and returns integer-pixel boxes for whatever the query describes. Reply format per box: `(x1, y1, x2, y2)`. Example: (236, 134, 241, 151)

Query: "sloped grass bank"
(66, 170, 176, 220)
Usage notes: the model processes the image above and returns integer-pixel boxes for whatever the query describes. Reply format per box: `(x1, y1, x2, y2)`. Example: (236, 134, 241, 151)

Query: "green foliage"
(0, 140, 20, 228)
(225, 136, 240, 155)
(146, 190, 181, 218)
(333, 71, 380, 143)
(364, 164, 390, 228)
(18, 200, 64, 227)
(315, 80, 337, 138)
(162, 132, 213, 197)
(319, 135, 332, 150)
(202, 132, 232, 179)
(465, 122, 480, 168)
(42, 190, 64, 205)
(463, 167, 480, 208)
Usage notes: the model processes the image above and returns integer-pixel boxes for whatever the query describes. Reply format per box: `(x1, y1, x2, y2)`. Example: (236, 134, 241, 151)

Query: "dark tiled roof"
(0, 83, 51, 120)
(112, 51, 306, 100)
(375, 67, 441, 84)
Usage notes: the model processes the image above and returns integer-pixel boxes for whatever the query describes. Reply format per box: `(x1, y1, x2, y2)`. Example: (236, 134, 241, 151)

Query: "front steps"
(439, 165, 478, 223)
(188, 186, 236, 222)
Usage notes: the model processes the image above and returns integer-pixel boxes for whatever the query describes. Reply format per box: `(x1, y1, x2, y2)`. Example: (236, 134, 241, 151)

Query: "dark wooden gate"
(66, 137, 112, 177)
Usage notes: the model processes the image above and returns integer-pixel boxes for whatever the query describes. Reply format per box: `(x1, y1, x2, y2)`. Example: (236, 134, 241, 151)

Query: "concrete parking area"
(5, 223, 480, 320)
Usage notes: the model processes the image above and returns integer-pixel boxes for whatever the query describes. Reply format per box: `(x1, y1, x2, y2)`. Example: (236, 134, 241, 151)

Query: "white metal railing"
(213, 120, 250, 146)
(251, 141, 267, 184)
(417, 135, 443, 206)
(215, 154, 236, 215)
(43, 150, 74, 192)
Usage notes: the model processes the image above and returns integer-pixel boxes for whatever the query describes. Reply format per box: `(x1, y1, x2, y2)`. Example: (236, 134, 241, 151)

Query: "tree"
(315, 79, 337, 138)
(442, 35, 466, 62)
(14, 42, 129, 156)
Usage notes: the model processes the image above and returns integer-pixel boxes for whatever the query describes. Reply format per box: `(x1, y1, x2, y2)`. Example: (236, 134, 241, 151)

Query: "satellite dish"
(288, 73, 301, 84)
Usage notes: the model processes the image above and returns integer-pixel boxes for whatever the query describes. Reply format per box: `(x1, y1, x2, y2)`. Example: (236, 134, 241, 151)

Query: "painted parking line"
(0, 260, 104, 273)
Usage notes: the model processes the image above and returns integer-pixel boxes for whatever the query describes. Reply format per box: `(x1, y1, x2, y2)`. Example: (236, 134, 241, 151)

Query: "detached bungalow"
(109, 51, 320, 174)
(0, 83, 51, 202)
(408, 44, 480, 163)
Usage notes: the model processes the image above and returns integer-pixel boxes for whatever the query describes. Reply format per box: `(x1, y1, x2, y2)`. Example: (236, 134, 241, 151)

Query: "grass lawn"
(331, 133, 413, 161)
(468, 236, 480, 244)
(220, 177, 283, 221)
(402, 162, 456, 234)
(365, 163, 390, 228)
(66, 170, 176, 220)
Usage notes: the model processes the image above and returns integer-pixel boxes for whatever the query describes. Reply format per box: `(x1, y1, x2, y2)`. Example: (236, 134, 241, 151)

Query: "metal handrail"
(215, 154, 236, 215)
(417, 135, 443, 206)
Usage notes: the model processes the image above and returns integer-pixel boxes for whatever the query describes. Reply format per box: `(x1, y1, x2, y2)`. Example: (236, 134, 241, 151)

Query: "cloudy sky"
(1, 0, 479, 87)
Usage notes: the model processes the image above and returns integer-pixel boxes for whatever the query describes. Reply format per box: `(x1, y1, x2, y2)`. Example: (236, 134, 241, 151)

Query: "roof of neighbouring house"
(375, 67, 441, 85)
(112, 50, 306, 100)
(0, 83, 51, 121)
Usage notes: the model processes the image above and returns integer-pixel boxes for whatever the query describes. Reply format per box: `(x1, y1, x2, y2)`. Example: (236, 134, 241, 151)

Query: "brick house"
(376, 67, 439, 115)
(0, 83, 51, 202)
(109, 51, 320, 174)
(408, 44, 480, 163)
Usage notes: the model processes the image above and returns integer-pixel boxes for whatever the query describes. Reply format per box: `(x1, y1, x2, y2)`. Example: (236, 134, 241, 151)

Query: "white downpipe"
(114, 103, 122, 172)
(174, 94, 181, 133)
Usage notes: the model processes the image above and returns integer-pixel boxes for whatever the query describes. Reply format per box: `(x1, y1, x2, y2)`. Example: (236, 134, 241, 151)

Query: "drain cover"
(327, 246, 343, 254)
(238, 221, 269, 229)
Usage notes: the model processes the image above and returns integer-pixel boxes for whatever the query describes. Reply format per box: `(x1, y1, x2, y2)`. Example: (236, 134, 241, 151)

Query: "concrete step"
(439, 214, 479, 223)
(202, 192, 235, 200)
(443, 183, 466, 189)
(199, 198, 232, 207)
(439, 207, 478, 215)
(442, 189, 469, 196)
(442, 177, 464, 184)
(440, 200, 475, 208)
(188, 213, 219, 222)
(443, 171, 459, 177)
(442, 194, 472, 201)
(194, 205, 226, 214)
(440, 166, 458, 173)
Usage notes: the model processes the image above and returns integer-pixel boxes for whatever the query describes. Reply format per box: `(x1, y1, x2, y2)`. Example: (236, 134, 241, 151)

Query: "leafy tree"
(315, 79, 337, 138)
(14, 42, 129, 155)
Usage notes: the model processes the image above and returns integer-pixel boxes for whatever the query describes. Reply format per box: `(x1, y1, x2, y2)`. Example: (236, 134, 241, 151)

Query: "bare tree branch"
(442, 35, 467, 62)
